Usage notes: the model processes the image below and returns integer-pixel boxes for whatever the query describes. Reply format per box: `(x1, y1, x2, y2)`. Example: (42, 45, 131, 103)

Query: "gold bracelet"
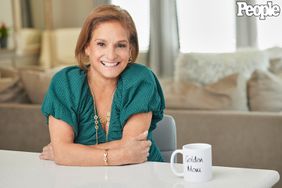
(103, 149, 109, 165)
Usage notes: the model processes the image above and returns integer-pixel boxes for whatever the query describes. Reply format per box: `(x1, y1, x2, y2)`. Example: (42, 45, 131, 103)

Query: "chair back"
(153, 114, 177, 162)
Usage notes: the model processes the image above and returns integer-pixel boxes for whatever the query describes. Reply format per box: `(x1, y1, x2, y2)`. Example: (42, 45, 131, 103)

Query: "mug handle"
(170, 149, 183, 177)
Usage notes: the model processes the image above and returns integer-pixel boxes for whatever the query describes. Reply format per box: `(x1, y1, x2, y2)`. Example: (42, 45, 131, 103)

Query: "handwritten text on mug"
(185, 155, 203, 173)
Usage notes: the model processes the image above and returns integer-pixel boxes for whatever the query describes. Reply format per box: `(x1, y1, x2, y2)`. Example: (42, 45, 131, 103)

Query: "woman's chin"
(99, 69, 123, 80)
(101, 74, 119, 80)
(99, 64, 127, 78)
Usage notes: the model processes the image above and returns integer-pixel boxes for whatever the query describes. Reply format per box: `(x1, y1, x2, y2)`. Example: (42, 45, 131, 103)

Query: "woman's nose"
(106, 46, 117, 60)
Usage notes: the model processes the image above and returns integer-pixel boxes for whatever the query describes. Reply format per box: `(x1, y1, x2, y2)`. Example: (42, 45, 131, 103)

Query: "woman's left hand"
(39, 143, 54, 161)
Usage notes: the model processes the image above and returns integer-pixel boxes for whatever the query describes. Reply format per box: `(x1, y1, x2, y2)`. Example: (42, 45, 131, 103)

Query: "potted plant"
(0, 22, 8, 48)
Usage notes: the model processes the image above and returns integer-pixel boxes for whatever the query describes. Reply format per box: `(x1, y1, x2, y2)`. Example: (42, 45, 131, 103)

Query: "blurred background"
(0, 0, 281, 77)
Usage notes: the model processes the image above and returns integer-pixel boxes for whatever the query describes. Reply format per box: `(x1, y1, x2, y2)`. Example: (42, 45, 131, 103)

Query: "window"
(176, 0, 236, 53)
(111, 0, 150, 52)
(256, 0, 282, 49)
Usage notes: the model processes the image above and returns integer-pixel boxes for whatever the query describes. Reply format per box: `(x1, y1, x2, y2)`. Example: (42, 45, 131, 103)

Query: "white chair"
(153, 114, 177, 162)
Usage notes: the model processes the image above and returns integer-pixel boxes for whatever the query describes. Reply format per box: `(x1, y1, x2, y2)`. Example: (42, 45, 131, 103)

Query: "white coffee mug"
(170, 143, 212, 182)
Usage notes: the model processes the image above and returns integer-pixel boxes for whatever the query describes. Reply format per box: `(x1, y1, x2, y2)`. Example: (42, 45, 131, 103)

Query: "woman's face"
(85, 21, 131, 81)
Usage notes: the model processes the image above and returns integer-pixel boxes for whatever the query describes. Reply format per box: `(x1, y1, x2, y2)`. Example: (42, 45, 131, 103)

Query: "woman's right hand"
(121, 131, 151, 164)
(39, 143, 54, 161)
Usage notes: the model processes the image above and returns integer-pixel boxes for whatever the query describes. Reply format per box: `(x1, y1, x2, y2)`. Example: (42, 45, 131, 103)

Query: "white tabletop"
(0, 150, 279, 188)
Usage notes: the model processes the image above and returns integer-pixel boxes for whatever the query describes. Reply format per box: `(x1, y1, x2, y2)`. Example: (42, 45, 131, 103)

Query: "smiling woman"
(84, 21, 131, 80)
(40, 4, 165, 166)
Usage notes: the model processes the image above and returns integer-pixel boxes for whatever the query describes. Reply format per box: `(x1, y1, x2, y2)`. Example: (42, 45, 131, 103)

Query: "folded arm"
(90, 112, 152, 150)
(40, 112, 152, 166)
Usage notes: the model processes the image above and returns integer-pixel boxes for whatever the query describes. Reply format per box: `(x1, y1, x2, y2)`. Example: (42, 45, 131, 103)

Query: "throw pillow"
(20, 67, 64, 104)
(269, 58, 282, 74)
(265, 47, 282, 60)
(0, 67, 30, 103)
(161, 74, 248, 111)
(248, 70, 282, 112)
(265, 47, 282, 75)
(174, 49, 269, 85)
(52, 28, 80, 66)
(0, 67, 18, 78)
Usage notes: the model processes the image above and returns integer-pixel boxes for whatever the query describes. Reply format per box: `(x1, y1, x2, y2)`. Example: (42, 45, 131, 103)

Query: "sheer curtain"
(236, 0, 258, 48)
(20, 0, 33, 28)
(149, 0, 179, 77)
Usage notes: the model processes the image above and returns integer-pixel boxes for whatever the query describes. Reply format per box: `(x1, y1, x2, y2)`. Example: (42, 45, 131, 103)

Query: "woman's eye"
(97, 42, 105, 47)
(117, 43, 127, 48)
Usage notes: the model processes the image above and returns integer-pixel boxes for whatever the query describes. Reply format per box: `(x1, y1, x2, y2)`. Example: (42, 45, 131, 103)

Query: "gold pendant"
(106, 112, 111, 122)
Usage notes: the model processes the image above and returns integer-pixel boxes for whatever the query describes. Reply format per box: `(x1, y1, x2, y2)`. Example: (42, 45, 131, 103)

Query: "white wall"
(0, 0, 13, 28)
(0, 0, 15, 48)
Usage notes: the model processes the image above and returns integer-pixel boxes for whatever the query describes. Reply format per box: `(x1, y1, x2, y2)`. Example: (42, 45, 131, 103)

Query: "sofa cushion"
(269, 58, 282, 74)
(265, 47, 282, 76)
(0, 67, 30, 103)
(161, 74, 248, 111)
(175, 49, 269, 85)
(39, 28, 80, 68)
(20, 67, 64, 104)
(0, 67, 17, 78)
(16, 29, 41, 55)
(266, 47, 282, 60)
(248, 70, 282, 112)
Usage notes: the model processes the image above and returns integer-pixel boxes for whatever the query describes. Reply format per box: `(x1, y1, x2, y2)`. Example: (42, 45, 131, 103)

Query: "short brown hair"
(75, 4, 139, 70)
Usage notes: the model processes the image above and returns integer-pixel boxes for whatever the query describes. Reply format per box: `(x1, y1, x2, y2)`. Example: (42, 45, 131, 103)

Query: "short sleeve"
(41, 67, 81, 136)
(119, 64, 165, 131)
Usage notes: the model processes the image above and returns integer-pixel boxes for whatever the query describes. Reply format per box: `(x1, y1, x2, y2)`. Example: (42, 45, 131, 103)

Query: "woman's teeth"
(101, 61, 120, 67)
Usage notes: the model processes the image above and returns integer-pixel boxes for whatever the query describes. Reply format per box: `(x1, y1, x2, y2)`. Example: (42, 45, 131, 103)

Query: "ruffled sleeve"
(41, 67, 81, 136)
(119, 64, 165, 131)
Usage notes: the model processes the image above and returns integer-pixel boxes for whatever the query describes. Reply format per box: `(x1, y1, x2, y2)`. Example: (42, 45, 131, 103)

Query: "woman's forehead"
(91, 21, 130, 41)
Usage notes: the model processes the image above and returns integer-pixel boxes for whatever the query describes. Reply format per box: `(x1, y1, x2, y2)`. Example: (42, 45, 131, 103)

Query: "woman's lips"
(100, 61, 120, 67)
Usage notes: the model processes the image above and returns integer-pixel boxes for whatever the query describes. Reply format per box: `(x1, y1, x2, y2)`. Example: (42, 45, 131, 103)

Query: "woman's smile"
(100, 61, 120, 67)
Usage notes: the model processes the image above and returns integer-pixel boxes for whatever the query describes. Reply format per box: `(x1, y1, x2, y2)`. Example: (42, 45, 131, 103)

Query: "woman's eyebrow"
(117, 40, 129, 43)
(94, 39, 129, 43)
(94, 39, 106, 42)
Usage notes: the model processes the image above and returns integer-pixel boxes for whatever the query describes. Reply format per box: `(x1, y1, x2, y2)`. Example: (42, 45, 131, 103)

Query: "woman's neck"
(87, 68, 117, 96)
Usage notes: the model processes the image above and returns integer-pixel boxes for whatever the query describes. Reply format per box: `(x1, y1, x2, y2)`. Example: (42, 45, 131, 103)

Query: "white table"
(0, 150, 279, 188)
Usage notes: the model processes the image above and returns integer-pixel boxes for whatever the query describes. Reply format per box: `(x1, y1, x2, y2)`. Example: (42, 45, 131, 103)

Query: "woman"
(40, 4, 165, 166)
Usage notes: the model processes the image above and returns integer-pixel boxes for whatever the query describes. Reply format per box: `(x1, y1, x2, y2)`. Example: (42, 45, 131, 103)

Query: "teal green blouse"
(41, 63, 165, 162)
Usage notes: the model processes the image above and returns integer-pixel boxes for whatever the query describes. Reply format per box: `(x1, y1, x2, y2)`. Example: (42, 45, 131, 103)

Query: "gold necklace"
(92, 96, 100, 145)
(88, 79, 115, 144)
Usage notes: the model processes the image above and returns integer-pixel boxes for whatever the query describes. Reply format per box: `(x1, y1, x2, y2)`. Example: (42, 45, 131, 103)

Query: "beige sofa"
(0, 29, 281, 187)
(0, 104, 281, 187)
(162, 48, 282, 187)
